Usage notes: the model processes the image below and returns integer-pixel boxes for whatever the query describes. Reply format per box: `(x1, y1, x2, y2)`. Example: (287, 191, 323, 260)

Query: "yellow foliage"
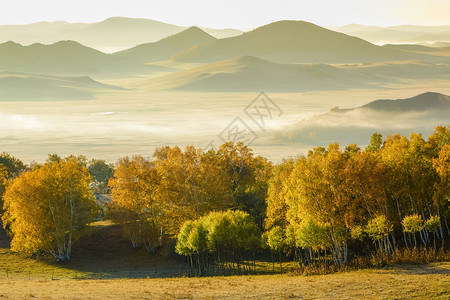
(2, 157, 96, 261)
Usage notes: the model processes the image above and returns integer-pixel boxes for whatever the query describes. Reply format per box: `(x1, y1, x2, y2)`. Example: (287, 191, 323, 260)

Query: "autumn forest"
(0, 126, 449, 275)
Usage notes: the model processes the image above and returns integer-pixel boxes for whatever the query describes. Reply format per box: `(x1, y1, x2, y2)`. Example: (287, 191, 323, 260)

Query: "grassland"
(1, 222, 449, 299)
(0, 263, 447, 299)
(0, 225, 449, 299)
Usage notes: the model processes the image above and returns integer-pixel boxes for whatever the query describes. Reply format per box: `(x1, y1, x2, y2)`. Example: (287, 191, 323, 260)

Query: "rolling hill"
(138, 56, 450, 92)
(277, 92, 450, 146)
(172, 20, 437, 64)
(138, 56, 383, 92)
(0, 40, 169, 76)
(113, 27, 216, 63)
(0, 72, 124, 101)
(359, 92, 450, 112)
(0, 20, 447, 80)
(0, 41, 108, 73)
(0, 17, 243, 52)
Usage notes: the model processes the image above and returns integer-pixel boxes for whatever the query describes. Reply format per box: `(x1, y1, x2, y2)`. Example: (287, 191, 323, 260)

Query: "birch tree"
(2, 157, 97, 261)
(154, 146, 233, 235)
(107, 156, 162, 252)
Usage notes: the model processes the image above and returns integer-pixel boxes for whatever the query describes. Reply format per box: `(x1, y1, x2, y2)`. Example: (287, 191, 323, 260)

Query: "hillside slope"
(0, 72, 124, 100)
(173, 20, 437, 63)
(278, 92, 450, 145)
(113, 27, 216, 63)
(139, 57, 450, 92)
(0, 17, 242, 52)
(360, 92, 450, 112)
(0, 41, 167, 75)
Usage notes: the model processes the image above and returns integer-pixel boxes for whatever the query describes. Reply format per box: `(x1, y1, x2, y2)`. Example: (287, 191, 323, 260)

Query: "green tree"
(0, 152, 27, 179)
(425, 215, 441, 250)
(88, 159, 114, 192)
(365, 133, 383, 152)
(186, 221, 209, 275)
(365, 215, 394, 254)
(402, 215, 424, 248)
(295, 219, 331, 264)
(176, 210, 260, 274)
(266, 226, 284, 272)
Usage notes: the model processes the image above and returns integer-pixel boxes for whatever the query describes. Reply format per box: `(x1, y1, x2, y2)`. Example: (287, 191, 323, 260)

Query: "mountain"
(113, 27, 216, 63)
(277, 92, 450, 146)
(381, 44, 438, 52)
(0, 21, 88, 44)
(172, 20, 437, 64)
(0, 41, 108, 74)
(359, 92, 450, 112)
(138, 56, 450, 92)
(68, 17, 186, 52)
(0, 17, 243, 52)
(0, 72, 124, 101)
(138, 56, 384, 92)
(0, 40, 168, 75)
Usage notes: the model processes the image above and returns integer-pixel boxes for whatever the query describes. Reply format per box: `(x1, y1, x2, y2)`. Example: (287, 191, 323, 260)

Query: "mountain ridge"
(360, 91, 450, 112)
(278, 92, 450, 146)
(138, 56, 450, 92)
(113, 26, 216, 62)
(172, 20, 439, 63)
(0, 17, 243, 52)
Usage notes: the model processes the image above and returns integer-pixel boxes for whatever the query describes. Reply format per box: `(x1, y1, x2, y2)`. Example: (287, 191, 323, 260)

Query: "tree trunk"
(419, 229, 427, 246)
(279, 250, 282, 273)
(271, 251, 274, 273)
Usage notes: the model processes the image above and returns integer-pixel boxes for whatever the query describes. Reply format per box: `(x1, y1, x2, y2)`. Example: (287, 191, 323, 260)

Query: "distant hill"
(0, 41, 107, 73)
(139, 56, 383, 92)
(138, 57, 450, 92)
(0, 40, 169, 75)
(423, 42, 450, 48)
(381, 44, 438, 52)
(0, 20, 446, 79)
(330, 24, 450, 45)
(0, 17, 243, 52)
(113, 27, 216, 63)
(360, 92, 450, 112)
(277, 92, 450, 146)
(172, 20, 438, 64)
(0, 72, 124, 101)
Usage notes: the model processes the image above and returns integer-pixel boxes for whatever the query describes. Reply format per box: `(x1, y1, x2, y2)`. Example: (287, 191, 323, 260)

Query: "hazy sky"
(1, 0, 449, 28)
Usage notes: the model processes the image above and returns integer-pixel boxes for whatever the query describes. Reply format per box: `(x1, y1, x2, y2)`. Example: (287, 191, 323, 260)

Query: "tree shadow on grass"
(377, 263, 450, 275)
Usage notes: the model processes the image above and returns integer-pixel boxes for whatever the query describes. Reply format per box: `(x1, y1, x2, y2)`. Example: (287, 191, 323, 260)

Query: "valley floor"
(0, 263, 448, 299)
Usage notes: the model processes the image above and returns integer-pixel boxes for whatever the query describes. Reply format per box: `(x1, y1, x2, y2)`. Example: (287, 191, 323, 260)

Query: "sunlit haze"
(1, 0, 450, 28)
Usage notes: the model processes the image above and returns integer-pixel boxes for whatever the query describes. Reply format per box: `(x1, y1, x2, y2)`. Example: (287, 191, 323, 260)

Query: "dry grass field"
(0, 224, 449, 299)
(0, 263, 448, 299)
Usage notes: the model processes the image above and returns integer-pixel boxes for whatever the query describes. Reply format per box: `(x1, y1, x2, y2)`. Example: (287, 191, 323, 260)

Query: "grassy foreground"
(0, 263, 448, 299)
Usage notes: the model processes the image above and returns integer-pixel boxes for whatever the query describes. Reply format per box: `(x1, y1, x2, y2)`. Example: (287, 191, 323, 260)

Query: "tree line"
(262, 127, 449, 268)
(0, 126, 448, 268)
